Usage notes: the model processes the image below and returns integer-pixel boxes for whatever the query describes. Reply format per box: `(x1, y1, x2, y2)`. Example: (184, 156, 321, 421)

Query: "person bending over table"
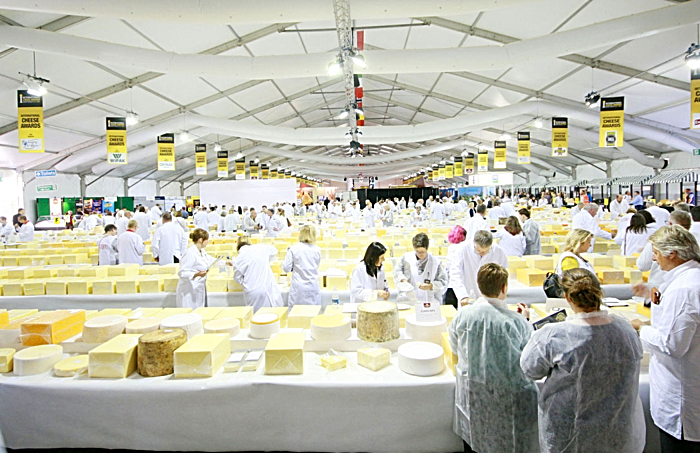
(350, 242, 389, 303)
(233, 236, 283, 311)
(449, 230, 508, 306)
(177, 228, 232, 309)
(282, 225, 322, 308)
(393, 232, 447, 304)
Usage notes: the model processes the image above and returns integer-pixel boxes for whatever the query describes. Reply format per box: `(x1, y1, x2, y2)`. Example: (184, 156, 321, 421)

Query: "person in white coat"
(117, 220, 145, 265)
(81, 210, 99, 231)
(224, 208, 239, 232)
(102, 210, 116, 227)
(350, 242, 390, 304)
(619, 214, 651, 255)
(449, 230, 508, 305)
(149, 204, 162, 222)
(133, 207, 151, 241)
(282, 225, 322, 307)
(494, 216, 526, 257)
(411, 205, 425, 227)
(244, 209, 262, 234)
(233, 236, 283, 311)
(555, 229, 595, 277)
(519, 208, 541, 255)
(151, 213, 188, 265)
(97, 225, 119, 265)
(610, 194, 629, 218)
(487, 200, 506, 220)
(430, 200, 445, 221)
(193, 208, 209, 231)
(362, 201, 376, 229)
(464, 204, 489, 243)
(646, 201, 670, 227)
(17, 216, 34, 242)
(0, 217, 14, 239)
(572, 203, 612, 251)
(116, 211, 130, 236)
(207, 207, 220, 230)
(380, 203, 394, 227)
(394, 233, 447, 304)
(176, 228, 230, 309)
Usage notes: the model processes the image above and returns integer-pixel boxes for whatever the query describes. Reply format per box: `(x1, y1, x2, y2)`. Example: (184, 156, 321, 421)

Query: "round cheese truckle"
(138, 328, 188, 377)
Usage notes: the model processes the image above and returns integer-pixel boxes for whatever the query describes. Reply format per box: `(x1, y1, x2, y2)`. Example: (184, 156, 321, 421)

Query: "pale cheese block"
(288, 305, 322, 329)
(88, 334, 141, 378)
(0, 314, 43, 344)
(22, 280, 46, 296)
(97, 308, 132, 317)
(138, 328, 188, 377)
(613, 255, 638, 268)
(203, 318, 240, 336)
(398, 341, 445, 377)
(116, 279, 139, 294)
(357, 301, 400, 343)
(2, 281, 22, 297)
(160, 313, 203, 339)
(264, 332, 305, 375)
(92, 278, 116, 295)
(57, 268, 81, 278)
(0, 310, 7, 327)
(310, 314, 351, 342)
(13, 345, 63, 376)
(213, 306, 253, 328)
(20, 310, 86, 346)
(206, 277, 229, 293)
(624, 268, 643, 284)
(441, 331, 458, 376)
(67, 279, 93, 295)
(405, 314, 447, 344)
(158, 264, 179, 275)
(108, 263, 140, 277)
(174, 333, 231, 378)
(81, 315, 128, 344)
(138, 277, 163, 293)
(153, 308, 192, 319)
(164, 276, 179, 292)
(257, 307, 289, 328)
(249, 313, 280, 339)
(128, 308, 163, 321)
(440, 305, 457, 326)
(358, 347, 391, 371)
(53, 354, 89, 377)
(192, 307, 224, 321)
(516, 268, 548, 287)
(524, 256, 554, 270)
(541, 244, 556, 254)
(138, 266, 161, 276)
(46, 279, 68, 295)
(596, 268, 625, 285)
(78, 267, 109, 279)
(125, 317, 161, 335)
(588, 255, 613, 268)
(322, 305, 344, 316)
(506, 256, 527, 273)
(8, 267, 34, 279)
(0, 348, 15, 372)
(321, 355, 347, 371)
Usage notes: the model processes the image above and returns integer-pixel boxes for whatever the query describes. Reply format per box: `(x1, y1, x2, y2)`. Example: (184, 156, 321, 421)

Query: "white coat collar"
(474, 296, 507, 309)
(660, 260, 700, 293)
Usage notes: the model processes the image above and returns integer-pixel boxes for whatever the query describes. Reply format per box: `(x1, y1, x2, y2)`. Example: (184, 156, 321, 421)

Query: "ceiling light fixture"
(213, 143, 222, 152)
(338, 108, 350, 119)
(236, 152, 243, 159)
(349, 50, 366, 69)
(22, 75, 47, 96)
(179, 131, 190, 142)
(499, 133, 511, 141)
(327, 55, 343, 76)
(254, 158, 260, 163)
(534, 118, 543, 128)
(685, 43, 700, 69)
(584, 91, 601, 108)
(125, 111, 139, 126)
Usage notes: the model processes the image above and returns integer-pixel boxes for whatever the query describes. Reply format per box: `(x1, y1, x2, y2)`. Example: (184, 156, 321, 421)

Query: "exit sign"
(694, 149, 700, 156)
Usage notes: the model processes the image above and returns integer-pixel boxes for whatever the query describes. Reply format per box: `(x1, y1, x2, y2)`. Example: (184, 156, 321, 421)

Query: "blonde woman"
(555, 229, 595, 276)
(282, 225, 322, 307)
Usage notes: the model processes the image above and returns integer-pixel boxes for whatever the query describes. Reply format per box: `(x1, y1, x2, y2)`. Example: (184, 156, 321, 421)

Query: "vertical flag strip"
(438, 163, 446, 180)
(464, 155, 475, 175)
(285, 170, 292, 179)
(17, 90, 44, 153)
(217, 151, 228, 178)
(157, 133, 175, 171)
(551, 117, 568, 157)
(517, 132, 531, 164)
(106, 117, 127, 164)
(235, 158, 245, 180)
(195, 144, 207, 175)
(454, 157, 464, 177)
(354, 74, 364, 127)
(249, 161, 259, 179)
(446, 162, 454, 179)
(599, 97, 624, 147)
(262, 164, 269, 179)
(477, 151, 489, 172)
(494, 141, 507, 169)
(692, 70, 700, 129)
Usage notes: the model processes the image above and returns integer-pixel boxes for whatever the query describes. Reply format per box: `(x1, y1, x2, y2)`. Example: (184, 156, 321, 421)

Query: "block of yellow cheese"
(88, 334, 141, 378)
(33, 267, 62, 279)
(8, 309, 38, 321)
(288, 305, 322, 329)
(206, 277, 229, 293)
(441, 331, 458, 376)
(257, 307, 289, 328)
(68, 279, 93, 295)
(78, 267, 109, 279)
(516, 268, 548, 287)
(138, 277, 163, 293)
(524, 256, 553, 270)
(214, 306, 253, 328)
(540, 244, 556, 254)
(192, 307, 224, 321)
(358, 347, 391, 371)
(20, 309, 86, 346)
(623, 268, 643, 284)
(8, 267, 34, 280)
(22, 280, 45, 296)
(321, 355, 347, 371)
(46, 279, 68, 295)
(613, 255, 638, 268)
(108, 263, 140, 277)
(264, 332, 305, 375)
(596, 268, 625, 285)
(57, 267, 82, 278)
(154, 308, 193, 319)
(53, 354, 89, 377)
(2, 281, 23, 297)
(0, 348, 15, 373)
(586, 255, 613, 268)
(440, 305, 457, 326)
(0, 310, 8, 327)
(173, 333, 231, 378)
(164, 276, 179, 292)
(116, 279, 139, 294)
(92, 278, 116, 295)
(506, 256, 527, 272)
(158, 264, 179, 275)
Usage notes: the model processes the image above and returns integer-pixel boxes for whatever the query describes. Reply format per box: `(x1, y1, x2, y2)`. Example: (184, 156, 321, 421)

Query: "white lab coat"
(283, 204, 294, 219)
(362, 207, 375, 229)
(81, 214, 99, 231)
(411, 210, 425, 227)
(620, 229, 652, 255)
(394, 252, 447, 303)
(224, 213, 239, 232)
(380, 209, 394, 227)
(149, 206, 162, 222)
(691, 222, 700, 244)
(266, 215, 283, 238)
(116, 215, 129, 236)
(640, 260, 700, 442)
(233, 244, 282, 311)
(18, 222, 34, 242)
(176, 246, 215, 309)
(0, 223, 14, 237)
(610, 199, 629, 217)
(555, 251, 595, 276)
(206, 211, 219, 228)
(636, 242, 665, 289)
(448, 242, 508, 301)
(488, 206, 505, 220)
(431, 203, 445, 221)
(495, 230, 526, 257)
(151, 222, 188, 265)
(133, 212, 151, 241)
(282, 242, 322, 307)
(193, 211, 209, 230)
(244, 216, 260, 234)
(97, 234, 118, 265)
(103, 215, 115, 227)
(522, 218, 541, 255)
(501, 202, 516, 218)
(572, 211, 612, 250)
(464, 214, 490, 243)
(350, 262, 388, 304)
(174, 216, 188, 233)
(647, 205, 670, 226)
(117, 231, 145, 265)
(614, 213, 634, 245)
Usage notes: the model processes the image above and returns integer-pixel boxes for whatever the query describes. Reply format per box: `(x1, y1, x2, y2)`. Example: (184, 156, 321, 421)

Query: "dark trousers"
(173, 256, 179, 264)
(634, 204, 644, 211)
(444, 288, 458, 309)
(660, 428, 700, 453)
(463, 440, 476, 453)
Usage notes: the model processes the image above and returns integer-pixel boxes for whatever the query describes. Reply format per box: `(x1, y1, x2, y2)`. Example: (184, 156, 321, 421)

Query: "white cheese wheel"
(398, 341, 445, 377)
(125, 317, 161, 334)
(357, 301, 400, 343)
(310, 314, 352, 342)
(405, 314, 447, 344)
(14, 345, 64, 376)
(54, 354, 89, 377)
(160, 313, 203, 339)
(81, 315, 128, 343)
(249, 313, 280, 339)
(204, 318, 241, 336)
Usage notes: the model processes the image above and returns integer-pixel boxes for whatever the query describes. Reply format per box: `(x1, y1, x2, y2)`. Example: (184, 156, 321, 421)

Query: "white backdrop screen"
(199, 180, 297, 209)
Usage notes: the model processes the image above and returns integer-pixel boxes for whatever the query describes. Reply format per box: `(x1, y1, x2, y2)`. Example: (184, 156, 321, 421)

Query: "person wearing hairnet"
(520, 268, 645, 453)
(394, 232, 447, 304)
(233, 236, 283, 311)
(449, 263, 538, 453)
(282, 225, 321, 308)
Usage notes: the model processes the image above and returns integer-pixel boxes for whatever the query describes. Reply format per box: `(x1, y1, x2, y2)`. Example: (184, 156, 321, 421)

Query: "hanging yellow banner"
(217, 151, 228, 178)
(17, 90, 44, 153)
(235, 158, 245, 180)
(551, 117, 568, 157)
(446, 163, 454, 179)
(438, 164, 446, 180)
(599, 96, 624, 147)
(477, 151, 489, 172)
(285, 170, 292, 179)
(262, 164, 269, 179)
(692, 70, 700, 129)
(464, 156, 474, 175)
(428, 170, 434, 181)
(517, 131, 530, 164)
(432, 165, 439, 181)
(249, 161, 259, 180)
(271, 169, 278, 179)
(157, 133, 175, 171)
(106, 117, 127, 164)
(195, 144, 207, 176)
(494, 141, 507, 169)
(454, 157, 463, 177)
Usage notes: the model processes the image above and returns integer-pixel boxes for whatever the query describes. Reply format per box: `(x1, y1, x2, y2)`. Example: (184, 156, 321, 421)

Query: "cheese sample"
(22, 281, 46, 296)
(128, 308, 163, 321)
(164, 276, 179, 292)
(88, 334, 141, 378)
(116, 279, 139, 294)
(440, 305, 457, 326)
(310, 314, 352, 342)
(154, 308, 193, 319)
(204, 318, 240, 336)
(321, 355, 347, 371)
(81, 315, 128, 344)
(174, 333, 231, 378)
(192, 307, 224, 321)
(68, 279, 93, 295)
(624, 268, 643, 284)
(160, 313, 203, 339)
(138, 277, 163, 293)
(108, 263, 140, 277)
(13, 345, 63, 376)
(78, 267, 109, 279)
(524, 256, 554, 270)
(257, 307, 289, 328)
(125, 317, 161, 335)
(264, 332, 305, 375)
(288, 305, 322, 329)
(57, 267, 81, 278)
(214, 306, 253, 328)
(223, 351, 247, 372)
(613, 255, 638, 268)
(358, 347, 391, 371)
(138, 266, 161, 276)
(20, 310, 86, 346)
(516, 268, 548, 287)
(405, 314, 447, 344)
(441, 332, 458, 376)
(92, 278, 116, 295)
(8, 267, 34, 279)
(0, 314, 43, 344)
(2, 281, 23, 297)
(596, 268, 625, 285)
(357, 301, 400, 343)
(53, 354, 89, 377)
(206, 277, 229, 293)
(398, 341, 445, 377)
(241, 350, 263, 372)
(46, 279, 68, 295)
(249, 313, 280, 339)
(506, 256, 527, 272)
(0, 310, 8, 327)
(138, 328, 188, 377)
(158, 264, 179, 275)
(0, 348, 15, 373)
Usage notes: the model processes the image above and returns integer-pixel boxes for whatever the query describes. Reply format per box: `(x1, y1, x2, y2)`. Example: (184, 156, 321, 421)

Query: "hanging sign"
(432, 164, 439, 181)
(217, 151, 228, 178)
(195, 144, 207, 175)
(271, 168, 278, 179)
(261, 164, 269, 179)
(438, 163, 446, 180)
(477, 151, 489, 172)
(464, 155, 474, 175)
(249, 161, 259, 180)
(106, 117, 127, 164)
(428, 170, 434, 181)
(454, 157, 463, 177)
(446, 163, 454, 179)
(285, 170, 292, 179)
(17, 90, 44, 153)
(517, 131, 531, 164)
(35, 170, 56, 178)
(494, 141, 507, 169)
(235, 158, 246, 180)
(599, 96, 624, 147)
(551, 117, 568, 157)
(692, 70, 700, 129)
(157, 133, 175, 171)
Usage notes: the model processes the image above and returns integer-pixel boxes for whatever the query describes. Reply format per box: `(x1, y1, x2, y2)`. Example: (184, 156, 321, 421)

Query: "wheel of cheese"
(137, 328, 187, 377)
(54, 354, 89, 377)
(405, 314, 447, 344)
(81, 315, 128, 343)
(357, 301, 400, 343)
(249, 313, 280, 339)
(13, 345, 64, 376)
(204, 318, 240, 336)
(159, 313, 203, 339)
(125, 317, 161, 334)
(398, 341, 445, 377)
(310, 314, 351, 342)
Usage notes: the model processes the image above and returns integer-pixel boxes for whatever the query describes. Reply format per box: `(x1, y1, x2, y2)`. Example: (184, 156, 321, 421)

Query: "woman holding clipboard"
(176, 228, 230, 308)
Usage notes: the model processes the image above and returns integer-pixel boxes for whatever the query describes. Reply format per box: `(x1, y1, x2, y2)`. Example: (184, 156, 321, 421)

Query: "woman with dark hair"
(638, 209, 659, 234)
(495, 216, 526, 257)
(350, 242, 389, 303)
(621, 213, 651, 255)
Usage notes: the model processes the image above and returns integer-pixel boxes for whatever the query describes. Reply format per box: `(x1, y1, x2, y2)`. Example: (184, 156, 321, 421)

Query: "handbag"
(543, 272, 564, 298)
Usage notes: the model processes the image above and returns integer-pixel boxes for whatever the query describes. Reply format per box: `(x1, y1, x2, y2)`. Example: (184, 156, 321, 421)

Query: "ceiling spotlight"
(327, 57, 343, 76)
(125, 111, 139, 126)
(534, 118, 543, 128)
(440, 160, 446, 165)
(450, 156, 455, 160)
(355, 107, 364, 116)
(179, 131, 190, 142)
(350, 51, 366, 69)
(254, 158, 260, 163)
(338, 108, 350, 119)
(685, 43, 700, 69)
(213, 143, 222, 152)
(22, 76, 47, 96)
(584, 91, 601, 108)
(236, 152, 243, 159)
(499, 133, 511, 141)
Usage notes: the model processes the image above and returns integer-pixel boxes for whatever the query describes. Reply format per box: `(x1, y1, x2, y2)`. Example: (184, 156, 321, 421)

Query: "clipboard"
(206, 257, 223, 271)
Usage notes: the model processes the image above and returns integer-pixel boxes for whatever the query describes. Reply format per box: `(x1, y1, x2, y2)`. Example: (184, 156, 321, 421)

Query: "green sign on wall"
(36, 184, 57, 192)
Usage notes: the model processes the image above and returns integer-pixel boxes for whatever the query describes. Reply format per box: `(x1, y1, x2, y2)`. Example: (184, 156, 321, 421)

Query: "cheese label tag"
(415, 301, 442, 323)
(195, 144, 207, 176)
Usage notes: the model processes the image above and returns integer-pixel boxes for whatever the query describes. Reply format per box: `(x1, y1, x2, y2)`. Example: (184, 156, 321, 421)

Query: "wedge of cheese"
(173, 333, 231, 378)
(264, 332, 305, 375)
(88, 334, 141, 378)
(213, 306, 253, 328)
(321, 355, 347, 371)
(13, 345, 63, 376)
(257, 307, 289, 328)
(54, 354, 89, 377)
(20, 310, 86, 346)
(287, 305, 322, 329)
(358, 347, 391, 372)
(0, 348, 15, 372)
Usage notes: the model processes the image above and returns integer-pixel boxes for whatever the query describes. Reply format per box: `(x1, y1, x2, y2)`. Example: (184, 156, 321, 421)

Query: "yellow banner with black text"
(17, 90, 44, 153)
(551, 117, 568, 157)
(106, 117, 127, 164)
(195, 144, 207, 176)
(517, 131, 530, 164)
(217, 151, 228, 178)
(157, 133, 175, 171)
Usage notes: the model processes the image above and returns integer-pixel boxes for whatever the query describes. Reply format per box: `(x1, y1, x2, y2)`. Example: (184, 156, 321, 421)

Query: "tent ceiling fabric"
(0, 0, 698, 182)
